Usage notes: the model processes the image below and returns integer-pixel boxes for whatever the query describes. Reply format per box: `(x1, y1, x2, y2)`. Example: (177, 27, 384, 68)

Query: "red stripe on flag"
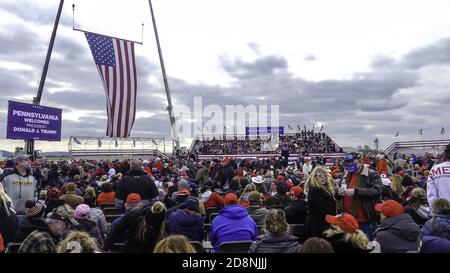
(116, 39, 124, 137)
(131, 44, 137, 129)
(124, 42, 132, 137)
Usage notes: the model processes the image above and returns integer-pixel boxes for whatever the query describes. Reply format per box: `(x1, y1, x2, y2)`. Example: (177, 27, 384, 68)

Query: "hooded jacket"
(14, 216, 47, 243)
(249, 232, 300, 253)
(2, 168, 37, 214)
(211, 205, 258, 251)
(374, 213, 421, 253)
(247, 205, 268, 226)
(115, 169, 158, 209)
(421, 214, 450, 239)
(167, 209, 204, 242)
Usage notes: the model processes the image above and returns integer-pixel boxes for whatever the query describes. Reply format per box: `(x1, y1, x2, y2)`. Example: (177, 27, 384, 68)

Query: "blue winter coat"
(421, 214, 450, 252)
(211, 205, 258, 251)
(167, 209, 204, 242)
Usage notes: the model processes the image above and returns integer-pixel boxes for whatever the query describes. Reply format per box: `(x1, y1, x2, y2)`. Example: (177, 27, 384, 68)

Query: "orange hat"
(325, 213, 359, 233)
(289, 186, 303, 197)
(224, 193, 238, 206)
(178, 188, 191, 197)
(375, 200, 404, 218)
(126, 193, 142, 204)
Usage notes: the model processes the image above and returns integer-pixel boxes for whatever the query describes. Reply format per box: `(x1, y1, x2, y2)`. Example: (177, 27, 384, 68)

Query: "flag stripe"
(131, 44, 137, 130)
(124, 41, 132, 137)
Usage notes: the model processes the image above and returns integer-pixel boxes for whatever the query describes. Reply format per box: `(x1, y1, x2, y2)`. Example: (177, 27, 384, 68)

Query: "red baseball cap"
(289, 186, 303, 197)
(178, 188, 191, 197)
(224, 193, 238, 206)
(276, 175, 285, 181)
(126, 193, 142, 204)
(325, 213, 359, 233)
(375, 200, 404, 218)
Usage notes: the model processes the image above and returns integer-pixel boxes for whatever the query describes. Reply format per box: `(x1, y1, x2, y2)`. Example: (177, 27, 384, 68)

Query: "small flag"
(133, 138, 136, 147)
(303, 125, 307, 132)
(73, 137, 81, 145)
(320, 124, 324, 131)
(441, 127, 445, 135)
(297, 124, 301, 131)
(224, 126, 226, 132)
(418, 128, 423, 136)
(152, 139, 158, 145)
(115, 138, 118, 147)
(312, 125, 315, 132)
(288, 125, 293, 130)
(395, 131, 399, 137)
(98, 138, 102, 148)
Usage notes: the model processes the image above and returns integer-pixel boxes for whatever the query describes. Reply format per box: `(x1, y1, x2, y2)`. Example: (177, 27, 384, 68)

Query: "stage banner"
(7, 101, 62, 141)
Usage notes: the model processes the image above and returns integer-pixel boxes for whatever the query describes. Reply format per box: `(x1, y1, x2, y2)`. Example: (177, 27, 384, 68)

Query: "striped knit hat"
(25, 200, 46, 218)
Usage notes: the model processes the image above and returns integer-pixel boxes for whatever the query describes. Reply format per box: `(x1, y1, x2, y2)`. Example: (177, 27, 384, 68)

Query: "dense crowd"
(195, 132, 343, 155)
(0, 143, 449, 253)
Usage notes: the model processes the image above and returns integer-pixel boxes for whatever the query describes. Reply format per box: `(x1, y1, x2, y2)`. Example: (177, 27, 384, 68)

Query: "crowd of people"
(195, 132, 343, 155)
(0, 143, 449, 253)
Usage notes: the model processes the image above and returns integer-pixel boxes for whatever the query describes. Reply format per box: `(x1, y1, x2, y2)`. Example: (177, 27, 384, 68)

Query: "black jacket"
(115, 170, 158, 202)
(221, 164, 235, 187)
(325, 232, 372, 253)
(14, 216, 47, 243)
(306, 186, 337, 238)
(342, 166, 383, 224)
(249, 233, 300, 253)
(267, 194, 293, 209)
(374, 214, 421, 253)
(0, 203, 18, 245)
(285, 199, 308, 225)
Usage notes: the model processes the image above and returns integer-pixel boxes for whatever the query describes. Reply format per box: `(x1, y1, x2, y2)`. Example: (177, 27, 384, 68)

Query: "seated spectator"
(404, 187, 431, 226)
(97, 182, 116, 205)
(167, 197, 204, 242)
(211, 193, 258, 252)
(104, 201, 167, 253)
(153, 235, 196, 253)
(60, 182, 84, 209)
(19, 204, 79, 253)
(247, 191, 268, 227)
(237, 183, 256, 208)
(373, 200, 421, 253)
(299, 237, 334, 253)
(285, 186, 307, 224)
(323, 213, 371, 253)
(56, 231, 100, 253)
(14, 200, 47, 243)
(167, 189, 190, 216)
(421, 198, 450, 253)
(266, 181, 293, 209)
(83, 187, 108, 238)
(200, 186, 224, 209)
(74, 204, 102, 241)
(249, 209, 300, 253)
(110, 193, 144, 242)
(44, 188, 64, 216)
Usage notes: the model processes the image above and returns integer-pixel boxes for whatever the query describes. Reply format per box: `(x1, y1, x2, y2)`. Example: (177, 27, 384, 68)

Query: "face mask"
(346, 163, 359, 173)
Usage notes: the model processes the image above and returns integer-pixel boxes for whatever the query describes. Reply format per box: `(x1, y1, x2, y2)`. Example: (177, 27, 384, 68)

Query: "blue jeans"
(359, 222, 377, 241)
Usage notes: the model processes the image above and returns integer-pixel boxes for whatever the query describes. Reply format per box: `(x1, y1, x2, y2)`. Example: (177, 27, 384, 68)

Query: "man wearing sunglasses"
(338, 153, 382, 240)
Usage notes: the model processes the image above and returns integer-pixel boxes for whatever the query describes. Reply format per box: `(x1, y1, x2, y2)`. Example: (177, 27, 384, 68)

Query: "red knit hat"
(375, 200, 404, 218)
(325, 213, 359, 233)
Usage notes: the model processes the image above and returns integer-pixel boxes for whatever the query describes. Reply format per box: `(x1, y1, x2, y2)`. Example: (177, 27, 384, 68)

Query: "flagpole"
(148, 0, 180, 152)
(25, 0, 64, 158)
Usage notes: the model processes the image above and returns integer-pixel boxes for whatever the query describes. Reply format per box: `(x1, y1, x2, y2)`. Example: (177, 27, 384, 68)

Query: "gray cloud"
(304, 54, 316, 61)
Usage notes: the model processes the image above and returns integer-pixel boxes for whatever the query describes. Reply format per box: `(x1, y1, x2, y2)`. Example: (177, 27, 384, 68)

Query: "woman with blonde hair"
(56, 231, 100, 253)
(153, 235, 196, 253)
(238, 183, 257, 208)
(323, 213, 371, 253)
(304, 166, 337, 238)
(390, 174, 405, 199)
(0, 183, 17, 246)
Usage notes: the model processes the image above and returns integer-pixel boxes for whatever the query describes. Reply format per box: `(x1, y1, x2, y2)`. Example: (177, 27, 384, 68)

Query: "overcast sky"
(1, 0, 450, 152)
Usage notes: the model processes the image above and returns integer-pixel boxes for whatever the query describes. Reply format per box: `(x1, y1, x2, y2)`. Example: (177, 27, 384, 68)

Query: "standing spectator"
(427, 143, 450, 205)
(304, 166, 337, 237)
(375, 154, 389, 175)
(59, 182, 84, 209)
(373, 200, 421, 253)
(0, 183, 17, 246)
(285, 186, 307, 224)
(266, 181, 293, 209)
(167, 197, 204, 242)
(1, 154, 37, 214)
(302, 158, 312, 177)
(249, 209, 300, 253)
(338, 153, 382, 240)
(195, 162, 209, 188)
(115, 160, 158, 210)
(211, 193, 258, 252)
(247, 191, 269, 226)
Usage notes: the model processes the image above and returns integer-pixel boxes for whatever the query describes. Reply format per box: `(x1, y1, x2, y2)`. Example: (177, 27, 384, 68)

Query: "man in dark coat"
(115, 160, 158, 210)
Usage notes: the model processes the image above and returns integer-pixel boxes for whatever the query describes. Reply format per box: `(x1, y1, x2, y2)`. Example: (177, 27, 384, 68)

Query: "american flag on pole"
(85, 32, 138, 137)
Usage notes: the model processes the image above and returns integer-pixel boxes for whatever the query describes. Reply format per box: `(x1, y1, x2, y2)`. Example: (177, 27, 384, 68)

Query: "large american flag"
(85, 32, 137, 138)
